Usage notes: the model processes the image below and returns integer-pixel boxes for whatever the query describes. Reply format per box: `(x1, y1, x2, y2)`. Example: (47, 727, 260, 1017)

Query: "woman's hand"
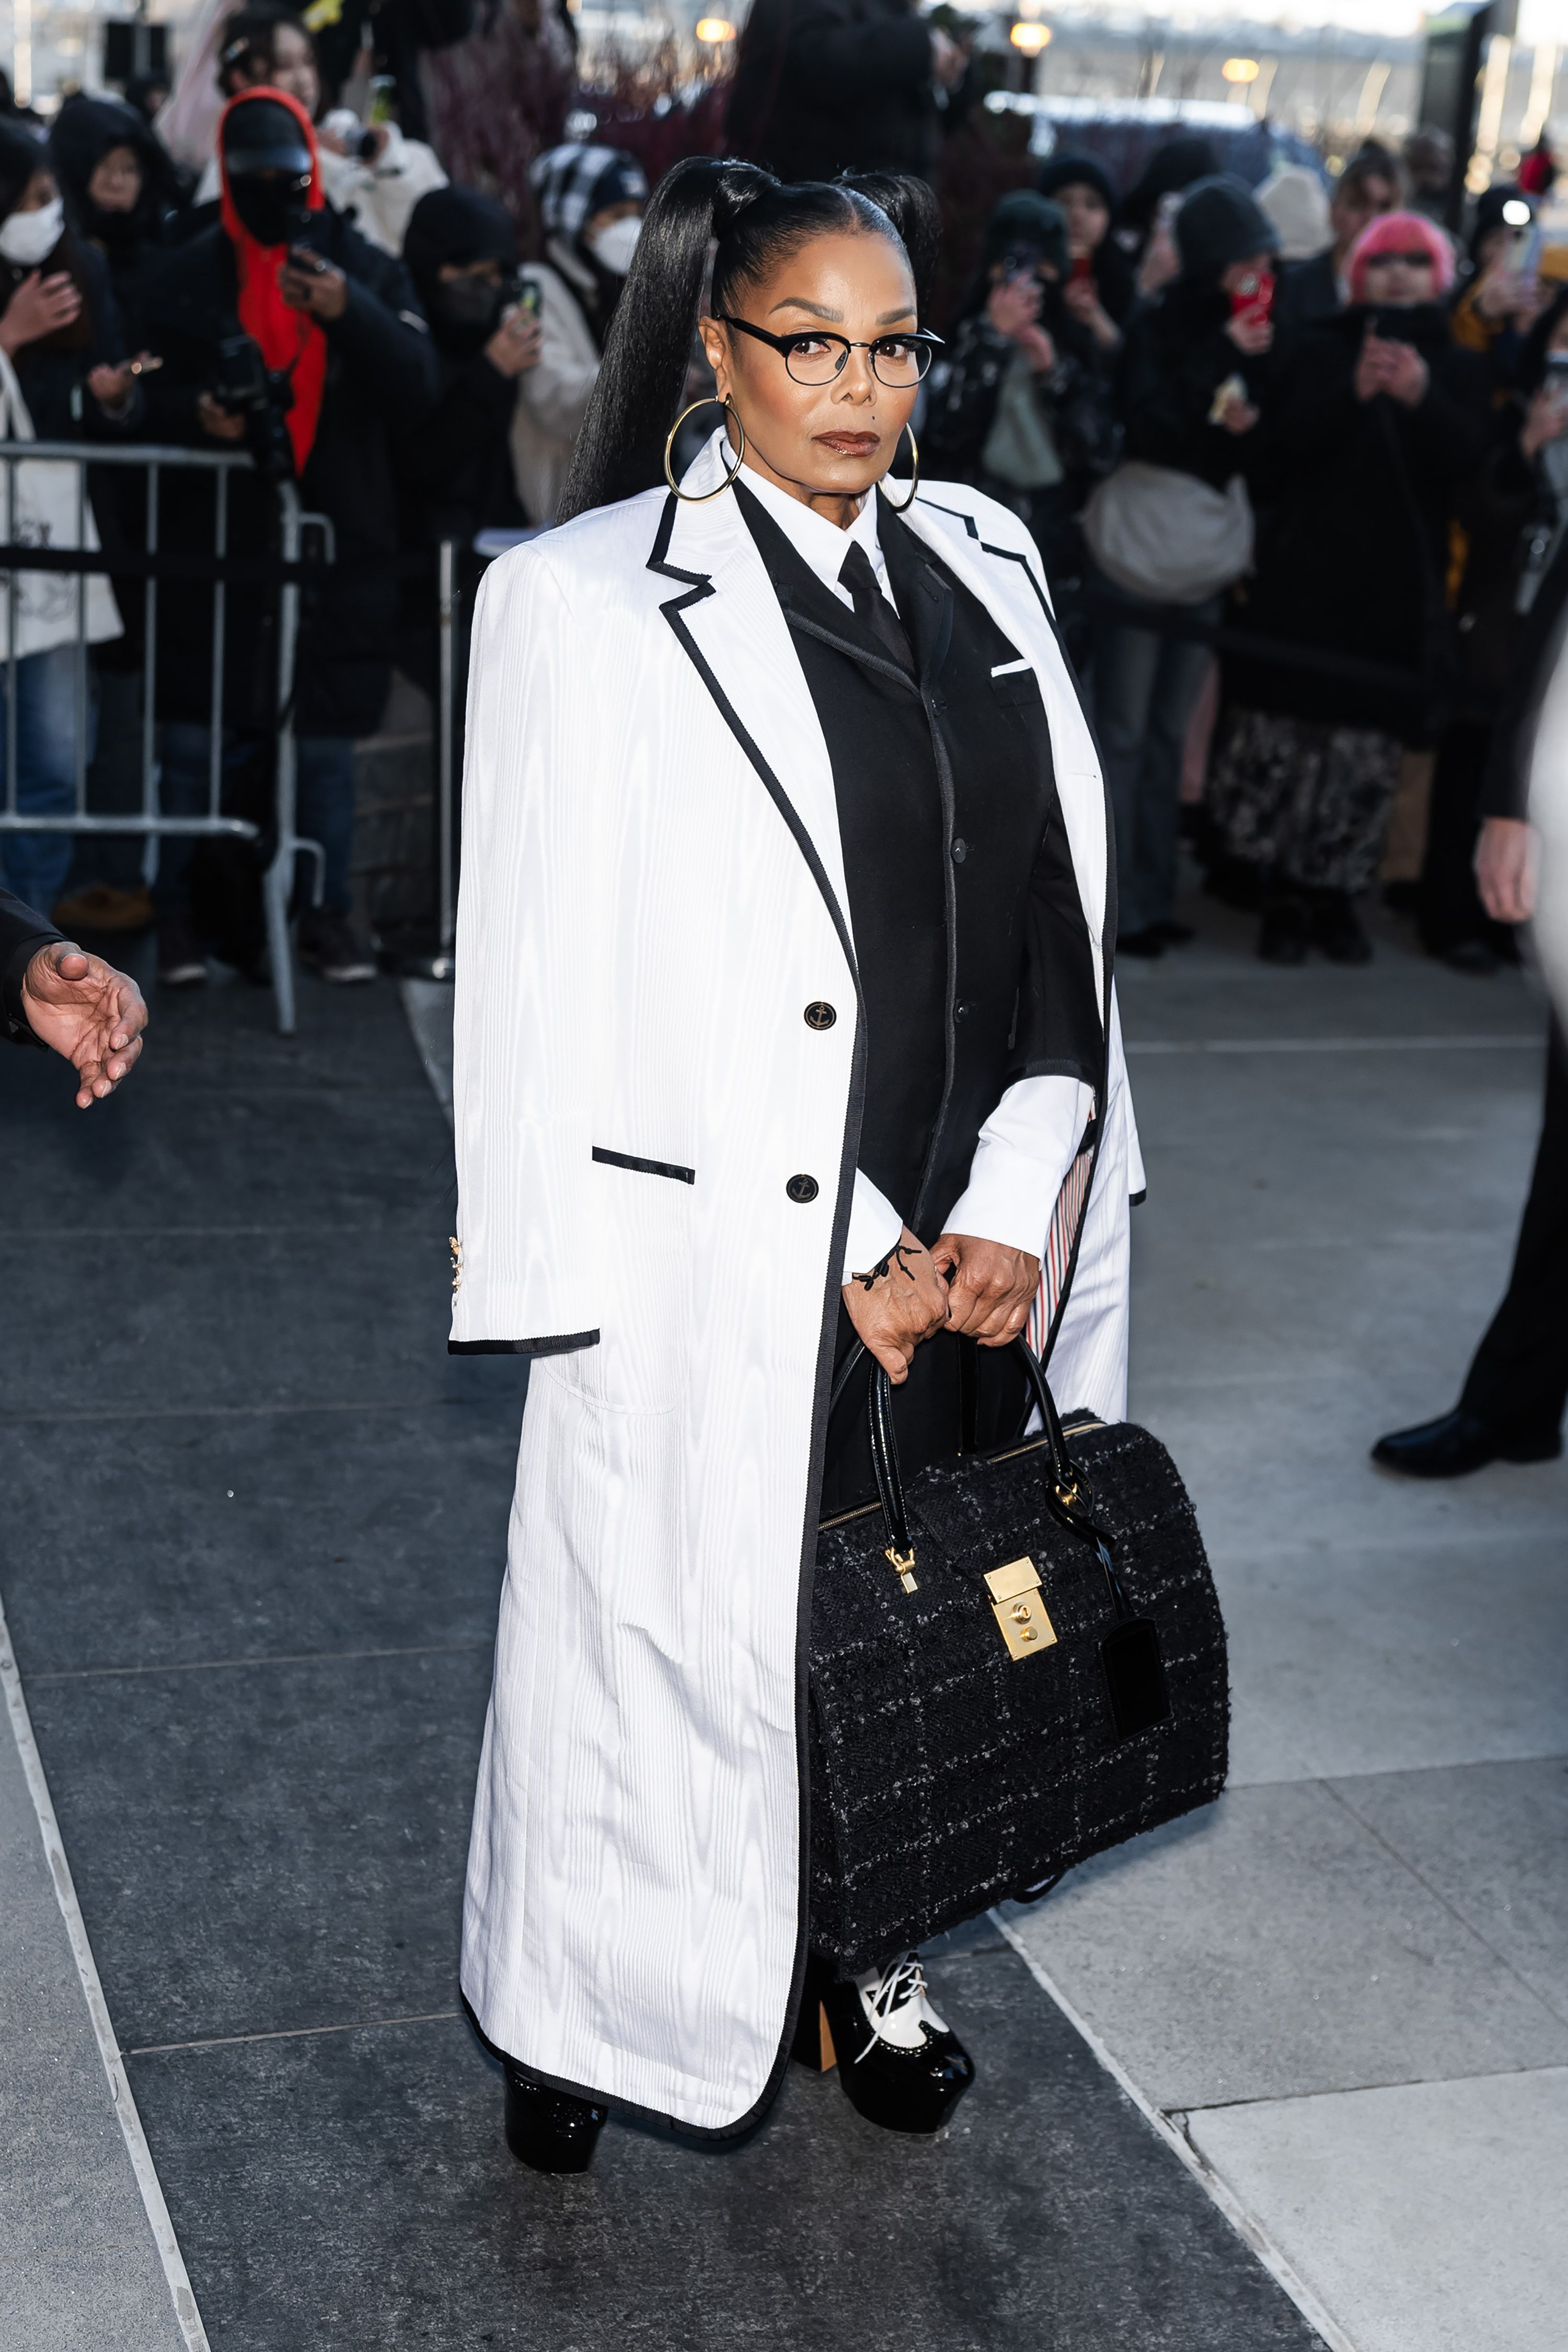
(87, 350, 155, 415)
(987, 277, 1055, 373)
(1356, 331, 1428, 407)
(196, 391, 247, 442)
(1062, 272, 1120, 349)
(843, 1225, 949, 1385)
(0, 270, 81, 355)
(485, 305, 542, 378)
(20, 941, 146, 1106)
(931, 1233, 1040, 1345)
(1474, 814, 1537, 924)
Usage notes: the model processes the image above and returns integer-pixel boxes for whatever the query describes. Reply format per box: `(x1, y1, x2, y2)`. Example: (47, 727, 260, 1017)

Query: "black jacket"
(395, 345, 525, 551)
(0, 231, 137, 440)
(924, 290, 1119, 499)
(139, 209, 436, 737)
(1273, 246, 1341, 339)
(1115, 275, 1276, 494)
(1225, 303, 1492, 737)
(1, 885, 60, 1045)
(727, 0, 937, 184)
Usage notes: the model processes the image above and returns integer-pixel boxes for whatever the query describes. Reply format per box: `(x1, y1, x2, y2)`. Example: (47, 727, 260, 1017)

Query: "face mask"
(0, 197, 64, 268)
(431, 275, 506, 355)
(228, 174, 313, 250)
(583, 214, 641, 278)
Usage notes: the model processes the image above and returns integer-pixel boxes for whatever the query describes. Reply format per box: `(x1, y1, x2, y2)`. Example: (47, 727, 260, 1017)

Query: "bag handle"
(829, 1334, 1129, 1613)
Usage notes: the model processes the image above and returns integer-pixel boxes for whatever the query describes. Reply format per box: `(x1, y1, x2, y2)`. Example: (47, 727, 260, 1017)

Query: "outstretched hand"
(21, 941, 147, 1107)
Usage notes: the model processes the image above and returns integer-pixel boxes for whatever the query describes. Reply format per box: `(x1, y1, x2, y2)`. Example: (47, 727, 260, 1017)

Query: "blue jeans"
(1091, 579, 1220, 938)
(0, 643, 94, 919)
(154, 725, 357, 917)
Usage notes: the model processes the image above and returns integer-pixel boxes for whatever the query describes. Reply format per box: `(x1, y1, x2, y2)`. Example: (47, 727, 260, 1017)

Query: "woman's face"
(87, 145, 142, 214)
(1056, 182, 1109, 258)
(439, 257, 502, 285)
(267, 26, 320, 117)
(1362, 249, 1436, 307)
(700, 227, 920, 515)
(14, 167, 57, 213)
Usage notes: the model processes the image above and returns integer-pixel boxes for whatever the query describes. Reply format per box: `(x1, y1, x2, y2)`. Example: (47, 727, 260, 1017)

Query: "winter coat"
(923, 290, 1119, 497)
(727, 0, 938, 185)
(138, 205, 436, 738)
(508, 253, 599, 526)
(1114, 275, 1276, 495)
(0, 230, 135, 441)
(449, 447, 1140, 2132)
(1225, 302, 1493, 737)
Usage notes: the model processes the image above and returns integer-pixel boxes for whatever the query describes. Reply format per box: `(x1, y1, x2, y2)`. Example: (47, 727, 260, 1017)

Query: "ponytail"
(559, 155, 931, 523)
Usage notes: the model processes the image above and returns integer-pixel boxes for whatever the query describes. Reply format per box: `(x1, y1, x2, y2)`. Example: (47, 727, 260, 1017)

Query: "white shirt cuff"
(942, 1076, 1094, 1259)
(841, 1168, 905, 1287)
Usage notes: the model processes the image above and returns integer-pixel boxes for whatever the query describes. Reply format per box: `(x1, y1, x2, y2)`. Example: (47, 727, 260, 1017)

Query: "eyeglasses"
(1368, 252, 1435, 268)
(718, 315, 942, 387)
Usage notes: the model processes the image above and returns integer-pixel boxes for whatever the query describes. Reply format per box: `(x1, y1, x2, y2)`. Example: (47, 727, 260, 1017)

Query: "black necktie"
(838, 540, 916, 677)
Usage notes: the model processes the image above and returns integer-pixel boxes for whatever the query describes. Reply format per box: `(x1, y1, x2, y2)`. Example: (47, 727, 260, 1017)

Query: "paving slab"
(0, 1630, 183, 2352)
(1186, 2068, 1568, 2352)
(124, 1957, 1324, 2352)
(1003, 1777, 1568, 2112)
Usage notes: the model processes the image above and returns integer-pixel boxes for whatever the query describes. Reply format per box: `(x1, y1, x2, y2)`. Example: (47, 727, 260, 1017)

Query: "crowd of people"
(0, 3, 1563, 1004)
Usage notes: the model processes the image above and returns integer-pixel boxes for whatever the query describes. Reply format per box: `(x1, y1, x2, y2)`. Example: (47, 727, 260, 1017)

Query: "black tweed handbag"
(808, 1339, 1228, 1976)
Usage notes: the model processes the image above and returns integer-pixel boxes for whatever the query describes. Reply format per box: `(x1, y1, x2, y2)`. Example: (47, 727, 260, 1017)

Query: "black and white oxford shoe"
(798, 1951, 975, 2134)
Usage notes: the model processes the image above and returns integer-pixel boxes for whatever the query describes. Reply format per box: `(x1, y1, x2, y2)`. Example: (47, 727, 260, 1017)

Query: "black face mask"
(228, 171, 313, 250)
(429, 273, 511, 356)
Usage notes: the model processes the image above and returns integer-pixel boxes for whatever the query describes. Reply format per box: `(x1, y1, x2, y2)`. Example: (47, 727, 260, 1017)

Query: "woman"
(451, 157, 1141, 2174)
(49, 92, 178, 328)
(1036, 152, 1133, 347)
(395, 185, 537, 687)
(509, 141, 647, 525)
(0, 126, 144, 921)
(924, 189, 1118, 670)
(1208, 210, 1491, 964)
(1091, 175, 1277, 956)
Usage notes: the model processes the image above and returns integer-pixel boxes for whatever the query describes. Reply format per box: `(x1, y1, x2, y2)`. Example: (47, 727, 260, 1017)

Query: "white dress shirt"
(737, 458, 1093, 1282)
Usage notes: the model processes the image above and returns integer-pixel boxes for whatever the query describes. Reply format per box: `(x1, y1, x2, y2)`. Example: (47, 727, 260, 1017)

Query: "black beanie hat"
(1175, 174, 1278, 283)
(983, 190, 1070, 282)
(0, 121, 43, 224)
(1469, 181, 1532, 263)
(404, 184, 516, 303)
(1037, 153, 1116, 214)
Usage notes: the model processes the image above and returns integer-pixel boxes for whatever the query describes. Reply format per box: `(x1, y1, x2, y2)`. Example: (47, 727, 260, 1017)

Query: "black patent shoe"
(503, 2064, 608, 2174)
(1371, 1408, 1562, 1479)
(804, 1954, 975, 2135)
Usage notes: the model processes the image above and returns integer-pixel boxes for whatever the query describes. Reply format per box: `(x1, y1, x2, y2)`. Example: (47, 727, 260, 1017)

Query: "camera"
(210, 332, 297, 482)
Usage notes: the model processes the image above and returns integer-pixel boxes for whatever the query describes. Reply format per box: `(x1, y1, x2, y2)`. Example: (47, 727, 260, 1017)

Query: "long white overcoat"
(449, 439, 1143, 2136)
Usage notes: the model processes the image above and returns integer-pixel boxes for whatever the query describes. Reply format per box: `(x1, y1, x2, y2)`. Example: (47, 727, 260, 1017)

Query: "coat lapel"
(650, 439, 854, 966)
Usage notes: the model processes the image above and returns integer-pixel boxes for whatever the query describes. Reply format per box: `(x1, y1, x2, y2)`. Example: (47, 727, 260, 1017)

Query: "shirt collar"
(734, 459, 889, 609)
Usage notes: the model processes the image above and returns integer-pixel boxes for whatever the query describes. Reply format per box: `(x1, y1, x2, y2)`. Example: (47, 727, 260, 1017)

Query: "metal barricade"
(0, 441, 320, 1034)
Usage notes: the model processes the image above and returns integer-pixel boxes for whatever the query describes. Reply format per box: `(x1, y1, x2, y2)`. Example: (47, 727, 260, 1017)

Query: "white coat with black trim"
(449, 436, 1143, 2133)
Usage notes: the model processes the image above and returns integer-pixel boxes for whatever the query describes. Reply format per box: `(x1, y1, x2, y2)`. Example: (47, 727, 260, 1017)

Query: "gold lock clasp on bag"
(984, 1557, 1056, 1661)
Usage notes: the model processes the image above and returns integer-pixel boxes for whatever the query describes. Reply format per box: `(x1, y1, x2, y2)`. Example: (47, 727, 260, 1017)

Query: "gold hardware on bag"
(885, 1546, 918, 1595)
(984, 1557, 1056, 1662)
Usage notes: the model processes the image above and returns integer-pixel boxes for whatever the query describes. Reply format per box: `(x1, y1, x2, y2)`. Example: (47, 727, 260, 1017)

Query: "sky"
(1073, 3, 1568, 40)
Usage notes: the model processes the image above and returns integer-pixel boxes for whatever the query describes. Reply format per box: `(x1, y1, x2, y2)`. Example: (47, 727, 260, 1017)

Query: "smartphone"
(1230, 268, 1275, 324)
(1071, 253, 1093, 284)
(514, 277, 541, 319)
(287, 243, 328, 276)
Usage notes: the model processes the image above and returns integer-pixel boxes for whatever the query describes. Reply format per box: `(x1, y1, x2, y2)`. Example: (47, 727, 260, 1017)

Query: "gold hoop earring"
(664, 397, 746, 501)
(881, 424, 919, 514)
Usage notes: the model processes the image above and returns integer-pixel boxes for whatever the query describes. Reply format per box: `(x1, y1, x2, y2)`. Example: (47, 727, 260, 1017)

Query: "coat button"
(951, 837, 968, 863)
(804, 1001, 837, 1030)
(787, 1173, 820, 1203)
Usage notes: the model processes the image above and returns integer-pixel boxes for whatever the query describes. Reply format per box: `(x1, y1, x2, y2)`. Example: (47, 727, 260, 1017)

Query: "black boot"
(800, 1954, 974, 2135)
(1257, 891, 1310, 965)
(503, 2063, 608, 2174)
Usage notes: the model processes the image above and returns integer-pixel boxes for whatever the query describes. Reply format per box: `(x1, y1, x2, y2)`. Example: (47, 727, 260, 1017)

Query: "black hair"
(217, 9, 313, 95)
(559, 155, 937, 523)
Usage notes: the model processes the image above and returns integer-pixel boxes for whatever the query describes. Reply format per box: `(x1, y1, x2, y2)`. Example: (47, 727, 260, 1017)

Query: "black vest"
(737, 486, 1101, 1507)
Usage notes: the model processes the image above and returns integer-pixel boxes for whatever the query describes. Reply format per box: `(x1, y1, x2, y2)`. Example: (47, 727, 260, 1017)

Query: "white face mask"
(0, 196, 65, 268)
(584, 214, 641, 278)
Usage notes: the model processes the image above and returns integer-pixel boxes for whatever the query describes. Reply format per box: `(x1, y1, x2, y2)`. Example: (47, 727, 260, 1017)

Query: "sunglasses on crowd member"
(718, 316, 944, 387)
(1369, 251, 1436, 267)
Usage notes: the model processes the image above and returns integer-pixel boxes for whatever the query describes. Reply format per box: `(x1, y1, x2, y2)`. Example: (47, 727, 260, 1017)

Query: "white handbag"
(1083, 459, 1253, 606)
(0, 348, 122, 661)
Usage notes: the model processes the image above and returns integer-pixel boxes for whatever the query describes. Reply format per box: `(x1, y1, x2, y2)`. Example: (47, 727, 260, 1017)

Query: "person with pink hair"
(1204, 209, 1491, 965)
